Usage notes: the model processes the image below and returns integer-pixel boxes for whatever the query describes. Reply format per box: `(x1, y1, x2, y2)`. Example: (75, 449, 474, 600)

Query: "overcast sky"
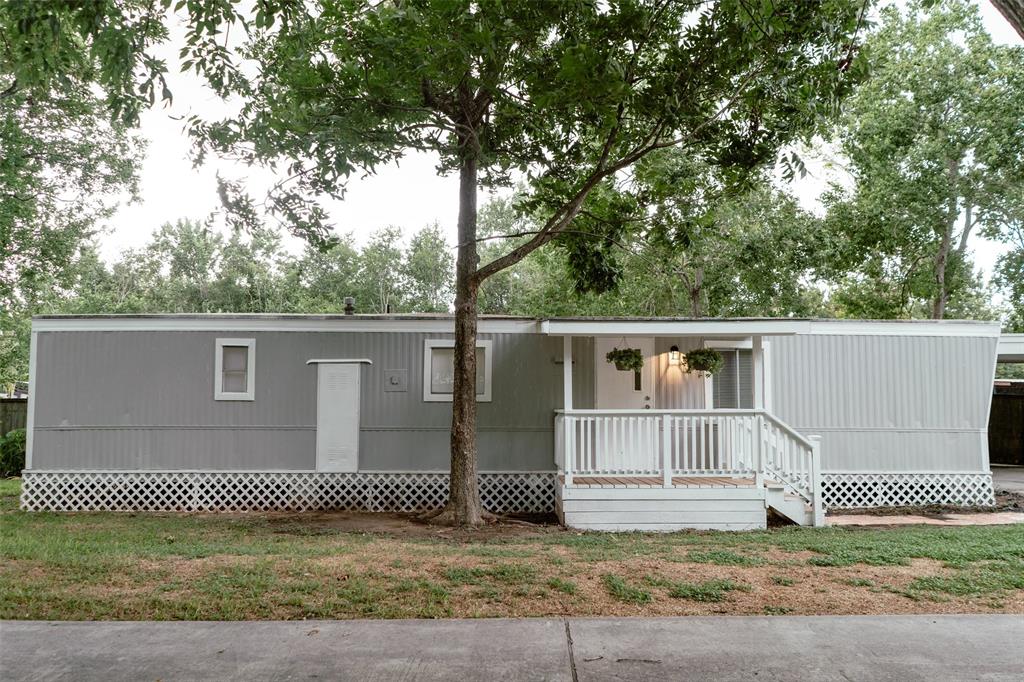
(102, 1, 1022, 283)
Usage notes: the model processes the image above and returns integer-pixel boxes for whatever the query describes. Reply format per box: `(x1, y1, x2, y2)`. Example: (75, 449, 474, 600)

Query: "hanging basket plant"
(684, 347, 724, 375)
(605, 347, 644, 372)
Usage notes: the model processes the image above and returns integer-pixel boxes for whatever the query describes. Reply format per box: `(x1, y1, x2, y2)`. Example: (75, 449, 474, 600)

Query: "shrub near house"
(0, 429, 26, 477)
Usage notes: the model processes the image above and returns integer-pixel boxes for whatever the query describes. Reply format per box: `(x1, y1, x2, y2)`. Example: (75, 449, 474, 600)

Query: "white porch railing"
(555, 409, 823, 525)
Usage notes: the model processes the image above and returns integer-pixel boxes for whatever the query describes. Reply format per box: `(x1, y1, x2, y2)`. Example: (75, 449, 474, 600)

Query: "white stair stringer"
(765, 482, 813, 526)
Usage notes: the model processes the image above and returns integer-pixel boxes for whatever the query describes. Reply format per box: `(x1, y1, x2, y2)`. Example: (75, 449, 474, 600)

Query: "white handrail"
(555, 408, 824, 526)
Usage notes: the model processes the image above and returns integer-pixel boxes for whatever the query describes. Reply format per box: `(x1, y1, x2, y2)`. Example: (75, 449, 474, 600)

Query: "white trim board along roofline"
(997, 334, 1024, 362)
(31, 314, 1003, 338)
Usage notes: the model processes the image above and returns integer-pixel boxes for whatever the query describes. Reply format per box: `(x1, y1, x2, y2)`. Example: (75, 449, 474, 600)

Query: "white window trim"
(214, 338, 256, 401)
(423, 339, 493, 402)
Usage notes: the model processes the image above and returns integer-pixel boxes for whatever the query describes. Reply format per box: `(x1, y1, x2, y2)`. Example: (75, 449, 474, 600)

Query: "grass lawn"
(2, 478, 1023, 620)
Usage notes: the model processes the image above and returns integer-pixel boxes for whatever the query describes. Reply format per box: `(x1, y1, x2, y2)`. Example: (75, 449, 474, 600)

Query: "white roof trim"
(306, 358, 373, 365)
(32, 317, 541, 335)
(540, 319, 1002, 338)
(31, 315, 1002, 338)
(804, 320, 1002, 337)
(540, 319, 805, 336)
(997, 334, 1024, 362)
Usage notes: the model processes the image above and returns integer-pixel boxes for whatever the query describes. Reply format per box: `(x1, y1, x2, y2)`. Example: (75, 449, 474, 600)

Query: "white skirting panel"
(557, 486, 767, 532)
(20, 471, 557, 514)
(821, 472, 995, 508)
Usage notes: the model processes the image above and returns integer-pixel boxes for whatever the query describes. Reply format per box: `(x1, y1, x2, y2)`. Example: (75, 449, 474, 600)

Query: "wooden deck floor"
(560, 475, 756, 489)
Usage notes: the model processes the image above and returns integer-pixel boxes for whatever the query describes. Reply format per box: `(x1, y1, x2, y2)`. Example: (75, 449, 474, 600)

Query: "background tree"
(991, 193, 1024, 332)
(574, 150, 825, 318)
(354, 227, 406, 314)
(286, 239, 363, 313)
(403, 224, 454, 313)
(147, 220, 222, 311)
(822, 0, 1024, 319)
(479, 170, 826, 320)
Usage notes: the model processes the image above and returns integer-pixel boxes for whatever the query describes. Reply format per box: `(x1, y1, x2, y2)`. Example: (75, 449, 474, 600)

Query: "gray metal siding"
(571, 336, 596, 409)
(31, 326, 998, 475)
(770, 334, 997, 472)
(32, 330, 569, 471)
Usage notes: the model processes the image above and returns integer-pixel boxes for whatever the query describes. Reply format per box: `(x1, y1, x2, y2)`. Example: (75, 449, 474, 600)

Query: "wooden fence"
(0, 398, 27, 435)
(990, 383, 1023, 466)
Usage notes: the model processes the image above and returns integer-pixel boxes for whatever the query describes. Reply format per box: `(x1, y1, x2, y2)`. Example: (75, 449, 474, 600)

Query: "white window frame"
(701, 338, 770, 410)
(423, 339, 493, 402)
(214, 338, 256, 401)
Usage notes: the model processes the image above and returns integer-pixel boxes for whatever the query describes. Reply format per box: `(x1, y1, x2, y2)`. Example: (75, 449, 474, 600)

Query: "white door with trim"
(315, 363, 361, 472)
(594, 337, 655, 409)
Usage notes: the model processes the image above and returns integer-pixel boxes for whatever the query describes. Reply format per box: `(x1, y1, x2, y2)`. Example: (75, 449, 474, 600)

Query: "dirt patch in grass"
(2, 485, 1023, 620)
(261, 511, 563, 541)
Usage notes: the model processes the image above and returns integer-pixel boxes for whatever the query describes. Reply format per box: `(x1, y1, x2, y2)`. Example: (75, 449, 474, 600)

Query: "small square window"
(423, 339, 492, 402)
(215, 338, 255, 401)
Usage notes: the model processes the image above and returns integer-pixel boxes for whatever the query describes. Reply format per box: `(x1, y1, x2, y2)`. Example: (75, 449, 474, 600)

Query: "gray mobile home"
(21, 315, 1002, 530)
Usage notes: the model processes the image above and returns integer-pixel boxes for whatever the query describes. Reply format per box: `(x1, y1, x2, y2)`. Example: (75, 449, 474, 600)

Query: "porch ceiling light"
(669, 345, 680, 364)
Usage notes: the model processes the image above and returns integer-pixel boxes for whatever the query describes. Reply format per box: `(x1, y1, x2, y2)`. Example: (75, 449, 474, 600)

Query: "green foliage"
(994, 242, 1024, 332)
(763, 605, 794, 615)
(1, 0, 177, 126)
(683, 348, 725, 375)
(605, 347, 644, 372)
(995, 364, 1024, 380)
(666, 579, 749, 603)
(908, 560, 1024, 597)
(0, 429, 26, 477)
(643, 574, 750, 601)
(477, 178, 830, 320)
(172, 0, 866, 253)
(546, 577, 577, 596)
(602, 574, 652, 605)
(403, 224, 454, 313)
(685, 549, 763, 565)
(0, 8, 145, 383)
(442, 563, 536, 587)
(822, 0, 1024, 320)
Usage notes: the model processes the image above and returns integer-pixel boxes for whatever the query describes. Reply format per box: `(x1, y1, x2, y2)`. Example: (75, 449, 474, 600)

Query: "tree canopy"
(1, 2, 146, 385)
(822, 0, 1024, 319)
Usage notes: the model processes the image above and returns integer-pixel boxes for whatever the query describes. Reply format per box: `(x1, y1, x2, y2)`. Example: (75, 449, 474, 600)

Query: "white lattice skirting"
(821, 472, 995, 508)
(20, 471, 557, 514)
(19, 470, 994, 513)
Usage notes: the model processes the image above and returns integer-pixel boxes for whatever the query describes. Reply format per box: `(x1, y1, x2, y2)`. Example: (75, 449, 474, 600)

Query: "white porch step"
(557, 485, 766, 532)
(764, 482, 813, 526)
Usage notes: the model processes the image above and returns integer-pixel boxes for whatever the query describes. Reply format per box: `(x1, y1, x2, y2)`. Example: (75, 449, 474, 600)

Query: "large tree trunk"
(430, 153, 486, 526)
(932, 158, 960, 320)
(991, 0, 1024, 40)
(688, 267, 704, 317)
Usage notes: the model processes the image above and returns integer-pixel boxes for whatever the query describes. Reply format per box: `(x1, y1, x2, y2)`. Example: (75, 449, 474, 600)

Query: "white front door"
(315, 363, 361, 472)
(594, 337, 655, 409)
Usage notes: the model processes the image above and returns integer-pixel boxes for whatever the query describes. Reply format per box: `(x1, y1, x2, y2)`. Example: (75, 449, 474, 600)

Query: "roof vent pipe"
(343, 297, 355, 315)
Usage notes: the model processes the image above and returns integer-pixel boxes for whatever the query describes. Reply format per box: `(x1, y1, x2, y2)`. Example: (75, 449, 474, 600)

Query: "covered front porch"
(544, 319, 824, 530)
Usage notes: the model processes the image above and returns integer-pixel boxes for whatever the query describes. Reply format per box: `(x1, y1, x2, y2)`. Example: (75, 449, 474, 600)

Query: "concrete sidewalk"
(2, 615, 1022, 681)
